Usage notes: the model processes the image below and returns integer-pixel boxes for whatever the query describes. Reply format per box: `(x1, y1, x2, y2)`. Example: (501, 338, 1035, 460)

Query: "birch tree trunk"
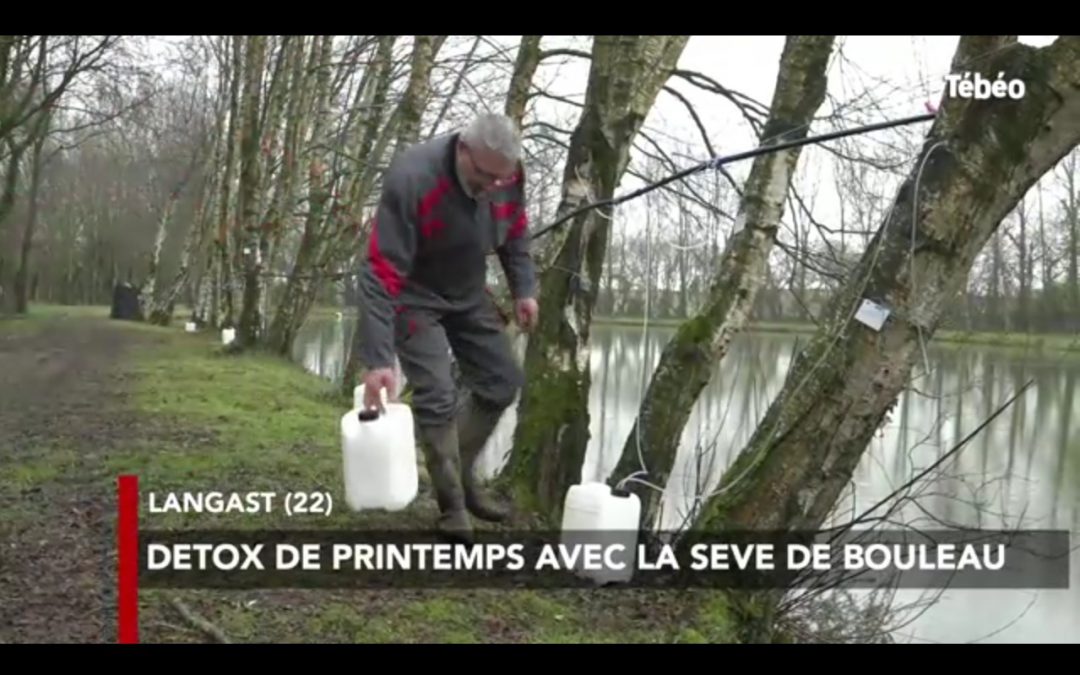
(699, 35, 1080, 538)
(148, 184, 210, 325)
(677, 35, 1080, 643)
(213, 36, 243, 329)
(505, 36, 542, 126)
(611, 36, 835, 528)
(338, 36, 445, 389)
(500, 35, 690, 524)
(248, 36, 299, 337)
(139, 141, 203, 321)
(151, 46, 234, 326)
(263, 35, 334, 354)
(252, 35, 306, 333)
(264, 36, 402, 361)
(235, 35, 268, 347)
(393, 36, 446, 150)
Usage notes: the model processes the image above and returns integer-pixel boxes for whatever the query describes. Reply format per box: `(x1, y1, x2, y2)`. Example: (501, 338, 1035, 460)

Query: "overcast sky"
(510, 35, 1062, 243)
(139, 35, 1064, 250)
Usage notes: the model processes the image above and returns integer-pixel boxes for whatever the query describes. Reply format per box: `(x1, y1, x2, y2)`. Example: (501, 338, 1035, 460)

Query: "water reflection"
(295, 316, 1079, 643)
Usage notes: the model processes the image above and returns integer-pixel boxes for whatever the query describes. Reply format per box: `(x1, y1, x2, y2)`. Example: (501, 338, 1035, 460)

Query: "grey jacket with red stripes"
(356, 132, 537, 370)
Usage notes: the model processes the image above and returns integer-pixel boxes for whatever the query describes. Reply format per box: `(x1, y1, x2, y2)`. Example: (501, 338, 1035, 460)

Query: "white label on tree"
(731, 211, 746, 235)
(854, 298, 890, 331)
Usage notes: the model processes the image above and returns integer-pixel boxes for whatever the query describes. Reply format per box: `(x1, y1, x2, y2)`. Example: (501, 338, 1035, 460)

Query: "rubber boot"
(457, 396, 511, 523)
(418, 423, 473, 544)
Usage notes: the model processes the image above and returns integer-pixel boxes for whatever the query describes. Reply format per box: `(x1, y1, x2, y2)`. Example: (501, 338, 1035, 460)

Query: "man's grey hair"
(460, 113, 522, 163)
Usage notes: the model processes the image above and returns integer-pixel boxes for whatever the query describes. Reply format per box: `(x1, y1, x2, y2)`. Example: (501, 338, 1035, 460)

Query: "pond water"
(293, 315, 1079, 644)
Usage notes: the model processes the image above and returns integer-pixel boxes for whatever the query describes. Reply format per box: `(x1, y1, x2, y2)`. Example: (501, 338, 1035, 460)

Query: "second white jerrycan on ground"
(560, 481, 642, 585)
(340, 387, 418, 512)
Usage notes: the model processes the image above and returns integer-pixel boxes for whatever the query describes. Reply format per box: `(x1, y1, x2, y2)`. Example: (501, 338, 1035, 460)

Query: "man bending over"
(356, 113, 539, 542)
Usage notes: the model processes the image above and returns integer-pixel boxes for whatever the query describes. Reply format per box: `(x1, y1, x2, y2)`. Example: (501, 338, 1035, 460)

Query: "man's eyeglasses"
(461, 143, 515, 187)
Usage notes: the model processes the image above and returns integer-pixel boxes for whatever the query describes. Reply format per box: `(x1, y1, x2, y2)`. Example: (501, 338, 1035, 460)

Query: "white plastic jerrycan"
(560, 481, 642, 585)
(340, 391, 418, 512)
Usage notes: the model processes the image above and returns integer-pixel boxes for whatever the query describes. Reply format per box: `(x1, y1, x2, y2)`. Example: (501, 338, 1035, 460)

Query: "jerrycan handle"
(358, 408, 380, 422)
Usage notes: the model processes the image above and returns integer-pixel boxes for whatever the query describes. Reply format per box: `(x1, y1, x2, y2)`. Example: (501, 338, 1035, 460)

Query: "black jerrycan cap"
(358, 409, 381, 422)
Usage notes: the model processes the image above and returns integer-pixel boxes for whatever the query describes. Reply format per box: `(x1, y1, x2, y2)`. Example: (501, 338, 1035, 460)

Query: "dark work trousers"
(394, 297, 522, 429)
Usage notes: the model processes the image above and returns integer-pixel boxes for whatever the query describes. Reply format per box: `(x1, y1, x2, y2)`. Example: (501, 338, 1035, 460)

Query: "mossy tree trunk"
(500, 35, 690, 524)
(693, 35, 1080, 642)
(699, 35, 1080, 538)
(610, 36, 836, 529)
(394, 36, 447, 151)
(505, 36, 542, 126)
(235, 35, 269, 348)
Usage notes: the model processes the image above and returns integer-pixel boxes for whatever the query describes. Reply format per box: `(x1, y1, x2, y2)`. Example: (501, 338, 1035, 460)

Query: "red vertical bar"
(117, 474, 139, 644)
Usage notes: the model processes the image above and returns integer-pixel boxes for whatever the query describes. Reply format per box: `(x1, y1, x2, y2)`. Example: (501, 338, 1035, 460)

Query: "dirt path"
(0, 315, 150, 643)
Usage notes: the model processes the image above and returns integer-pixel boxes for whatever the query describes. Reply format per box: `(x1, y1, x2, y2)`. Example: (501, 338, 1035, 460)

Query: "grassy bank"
(80, 315, 735, 643)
